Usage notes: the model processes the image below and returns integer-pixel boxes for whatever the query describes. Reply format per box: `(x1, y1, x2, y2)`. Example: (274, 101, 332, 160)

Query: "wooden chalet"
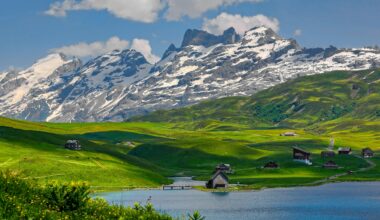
(65, 140, 81, 150)
(321, 150, 335, 158)
(323, 160, 338, 169)
(281, 132, 297, 136)
(215, 163, 232, 174)
(206, 171, 229, 189)
(362, 148, 374, 158)
(293, 147, 312, 165)
(263, 161, 279, 169)
(338, 147, 351, 155)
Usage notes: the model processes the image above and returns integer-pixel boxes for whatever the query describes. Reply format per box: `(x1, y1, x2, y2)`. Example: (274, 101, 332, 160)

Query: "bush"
(0, 170, 173, 219)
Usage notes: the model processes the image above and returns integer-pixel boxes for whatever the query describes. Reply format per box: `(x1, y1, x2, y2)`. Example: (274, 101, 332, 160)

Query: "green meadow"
(1, 69, 380, 190)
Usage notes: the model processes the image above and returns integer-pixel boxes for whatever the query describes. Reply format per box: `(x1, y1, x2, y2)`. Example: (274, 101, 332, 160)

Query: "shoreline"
(92, 178, 380, 194)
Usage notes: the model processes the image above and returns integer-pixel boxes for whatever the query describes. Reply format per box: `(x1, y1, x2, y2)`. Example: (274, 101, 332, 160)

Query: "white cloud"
(202, 12, 280, 35)
(51, 37, 159, 63)
(51, 36, 130, 57)
(165, 0, 262, 21)
(131, 39, 160, 63)
(293, 29, 302, 36)
(45, 0, 265, 23)
(45, 0, 164, 23)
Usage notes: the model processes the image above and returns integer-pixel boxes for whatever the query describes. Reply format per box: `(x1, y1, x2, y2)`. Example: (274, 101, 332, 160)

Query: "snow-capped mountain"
(1, 26, 380, 122)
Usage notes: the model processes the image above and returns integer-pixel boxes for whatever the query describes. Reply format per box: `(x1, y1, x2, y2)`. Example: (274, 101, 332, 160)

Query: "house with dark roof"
(215, 163, 232, 174)
(206, 171, 229, 189)
(321, 150, 335, 158)
(293, 147, 312, 165)
(65, 140, 81, 150)
(323, 160, 338, 169)
(338, 147, 351, 155)
(281, 132, 297, 136)
(362, 148, 374, 158)
(263, 161, 279, 169)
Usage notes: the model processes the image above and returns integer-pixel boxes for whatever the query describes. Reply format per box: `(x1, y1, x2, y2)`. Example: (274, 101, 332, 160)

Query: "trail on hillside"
(309, 155, 376, 186)
(0, 158, 14, 167)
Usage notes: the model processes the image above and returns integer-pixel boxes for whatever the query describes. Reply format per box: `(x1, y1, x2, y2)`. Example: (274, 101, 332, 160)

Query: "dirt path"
(309, 155, 376, 186)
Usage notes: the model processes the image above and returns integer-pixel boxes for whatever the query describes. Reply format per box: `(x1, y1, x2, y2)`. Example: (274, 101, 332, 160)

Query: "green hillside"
(1, 69, 380, 190)
(131, 69, 380, 129)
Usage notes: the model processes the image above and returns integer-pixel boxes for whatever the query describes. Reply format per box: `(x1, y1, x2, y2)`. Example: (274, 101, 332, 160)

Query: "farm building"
(281, 132, 297, 136)
(65, 140, 81, 150)
(293, 147, 312, 165)
(362, 148, 374, 158)
(206, 171, 229, 189)
(323, 160, 338, 169)
(215, 163, 233, 174)
(338, 147, 351, 155)
(321, 150, 335, 158)
(263, 161, 279, 169)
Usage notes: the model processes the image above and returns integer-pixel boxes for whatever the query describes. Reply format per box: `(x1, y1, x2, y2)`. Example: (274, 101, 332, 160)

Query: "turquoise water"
(97, 182, 380, 220)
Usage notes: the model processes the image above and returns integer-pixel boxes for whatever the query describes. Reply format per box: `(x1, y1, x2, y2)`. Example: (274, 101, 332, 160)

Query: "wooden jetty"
(162, 185, 192, 190)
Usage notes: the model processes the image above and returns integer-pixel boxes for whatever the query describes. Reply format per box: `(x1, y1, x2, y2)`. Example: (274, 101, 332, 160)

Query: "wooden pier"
(162, 185, 193, 190)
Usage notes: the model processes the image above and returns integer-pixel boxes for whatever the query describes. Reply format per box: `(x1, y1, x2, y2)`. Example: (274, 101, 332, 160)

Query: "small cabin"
(338, 147, 351, 155)
(215, 163, 232, 174)
(323, 160, 338, 169)
(293, 147, 312, 165)
(321, 150, 335, 158)
(281, 132, 297, 136)
(362, 148, 374, 158)
(263, 161, 279, 169)
(65, 140, 81, 150)
(206, 171, 229, 189)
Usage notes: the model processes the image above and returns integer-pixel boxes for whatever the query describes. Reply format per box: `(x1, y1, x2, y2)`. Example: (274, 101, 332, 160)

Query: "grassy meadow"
(0, 116, 378, 190)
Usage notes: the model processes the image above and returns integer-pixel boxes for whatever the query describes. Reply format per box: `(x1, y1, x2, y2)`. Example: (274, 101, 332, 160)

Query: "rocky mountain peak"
(221, 27, 240, 44)
(242, 26, 281, 45)
(180, 27, 242, 48)
(180, 29, 220, 48)
(162, 43, 179, 60)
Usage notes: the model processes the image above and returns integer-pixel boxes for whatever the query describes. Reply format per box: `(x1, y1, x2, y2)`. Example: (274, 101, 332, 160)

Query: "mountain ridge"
(1, 26, 380, 122)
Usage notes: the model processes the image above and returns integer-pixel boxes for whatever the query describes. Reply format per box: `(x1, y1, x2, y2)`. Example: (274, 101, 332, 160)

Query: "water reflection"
(97, 182, 380, 220)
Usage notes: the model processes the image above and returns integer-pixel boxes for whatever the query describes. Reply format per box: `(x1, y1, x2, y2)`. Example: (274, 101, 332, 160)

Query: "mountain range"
(1, 26, 380, 122)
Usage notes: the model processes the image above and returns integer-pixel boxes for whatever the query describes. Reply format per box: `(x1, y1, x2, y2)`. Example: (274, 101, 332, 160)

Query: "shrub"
(0, 170, 173, 219)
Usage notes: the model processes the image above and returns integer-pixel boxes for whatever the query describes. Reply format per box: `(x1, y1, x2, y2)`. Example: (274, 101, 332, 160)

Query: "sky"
(1, 0, 380, 70)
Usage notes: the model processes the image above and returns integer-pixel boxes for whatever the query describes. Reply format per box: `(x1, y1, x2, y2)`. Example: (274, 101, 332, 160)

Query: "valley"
(1, 69, 379, 190)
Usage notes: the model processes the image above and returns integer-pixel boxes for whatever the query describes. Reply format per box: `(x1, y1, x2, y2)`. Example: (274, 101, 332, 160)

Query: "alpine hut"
(323, 160, 338, 169)
(263, 161, 279, 169)
(215, 163, 232, 174)
(321, 150, 335, 158)
(362, 148, 374, 158)
(338, 147, 351, 155)
(65, 140, 81, 150)
(206, 171, 229, 189)
(293, 147, 312, 165)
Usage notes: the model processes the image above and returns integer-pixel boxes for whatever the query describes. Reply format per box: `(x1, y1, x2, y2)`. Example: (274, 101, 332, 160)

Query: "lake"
(97, 181, 380, 220)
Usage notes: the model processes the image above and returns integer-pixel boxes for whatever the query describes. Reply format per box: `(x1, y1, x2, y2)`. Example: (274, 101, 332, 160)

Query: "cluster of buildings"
(64, 140, 81, 150)
(63, 135, 375, 190)
(206, 139, 375, 189)
(292, 145, 374, 169)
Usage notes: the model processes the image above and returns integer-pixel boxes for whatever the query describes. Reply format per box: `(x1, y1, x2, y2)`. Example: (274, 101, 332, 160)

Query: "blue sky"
(1, 0, 380, 70)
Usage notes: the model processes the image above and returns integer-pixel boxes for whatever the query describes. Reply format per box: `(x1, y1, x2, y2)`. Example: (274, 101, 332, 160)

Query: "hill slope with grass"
(131, 69, 380, 129)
